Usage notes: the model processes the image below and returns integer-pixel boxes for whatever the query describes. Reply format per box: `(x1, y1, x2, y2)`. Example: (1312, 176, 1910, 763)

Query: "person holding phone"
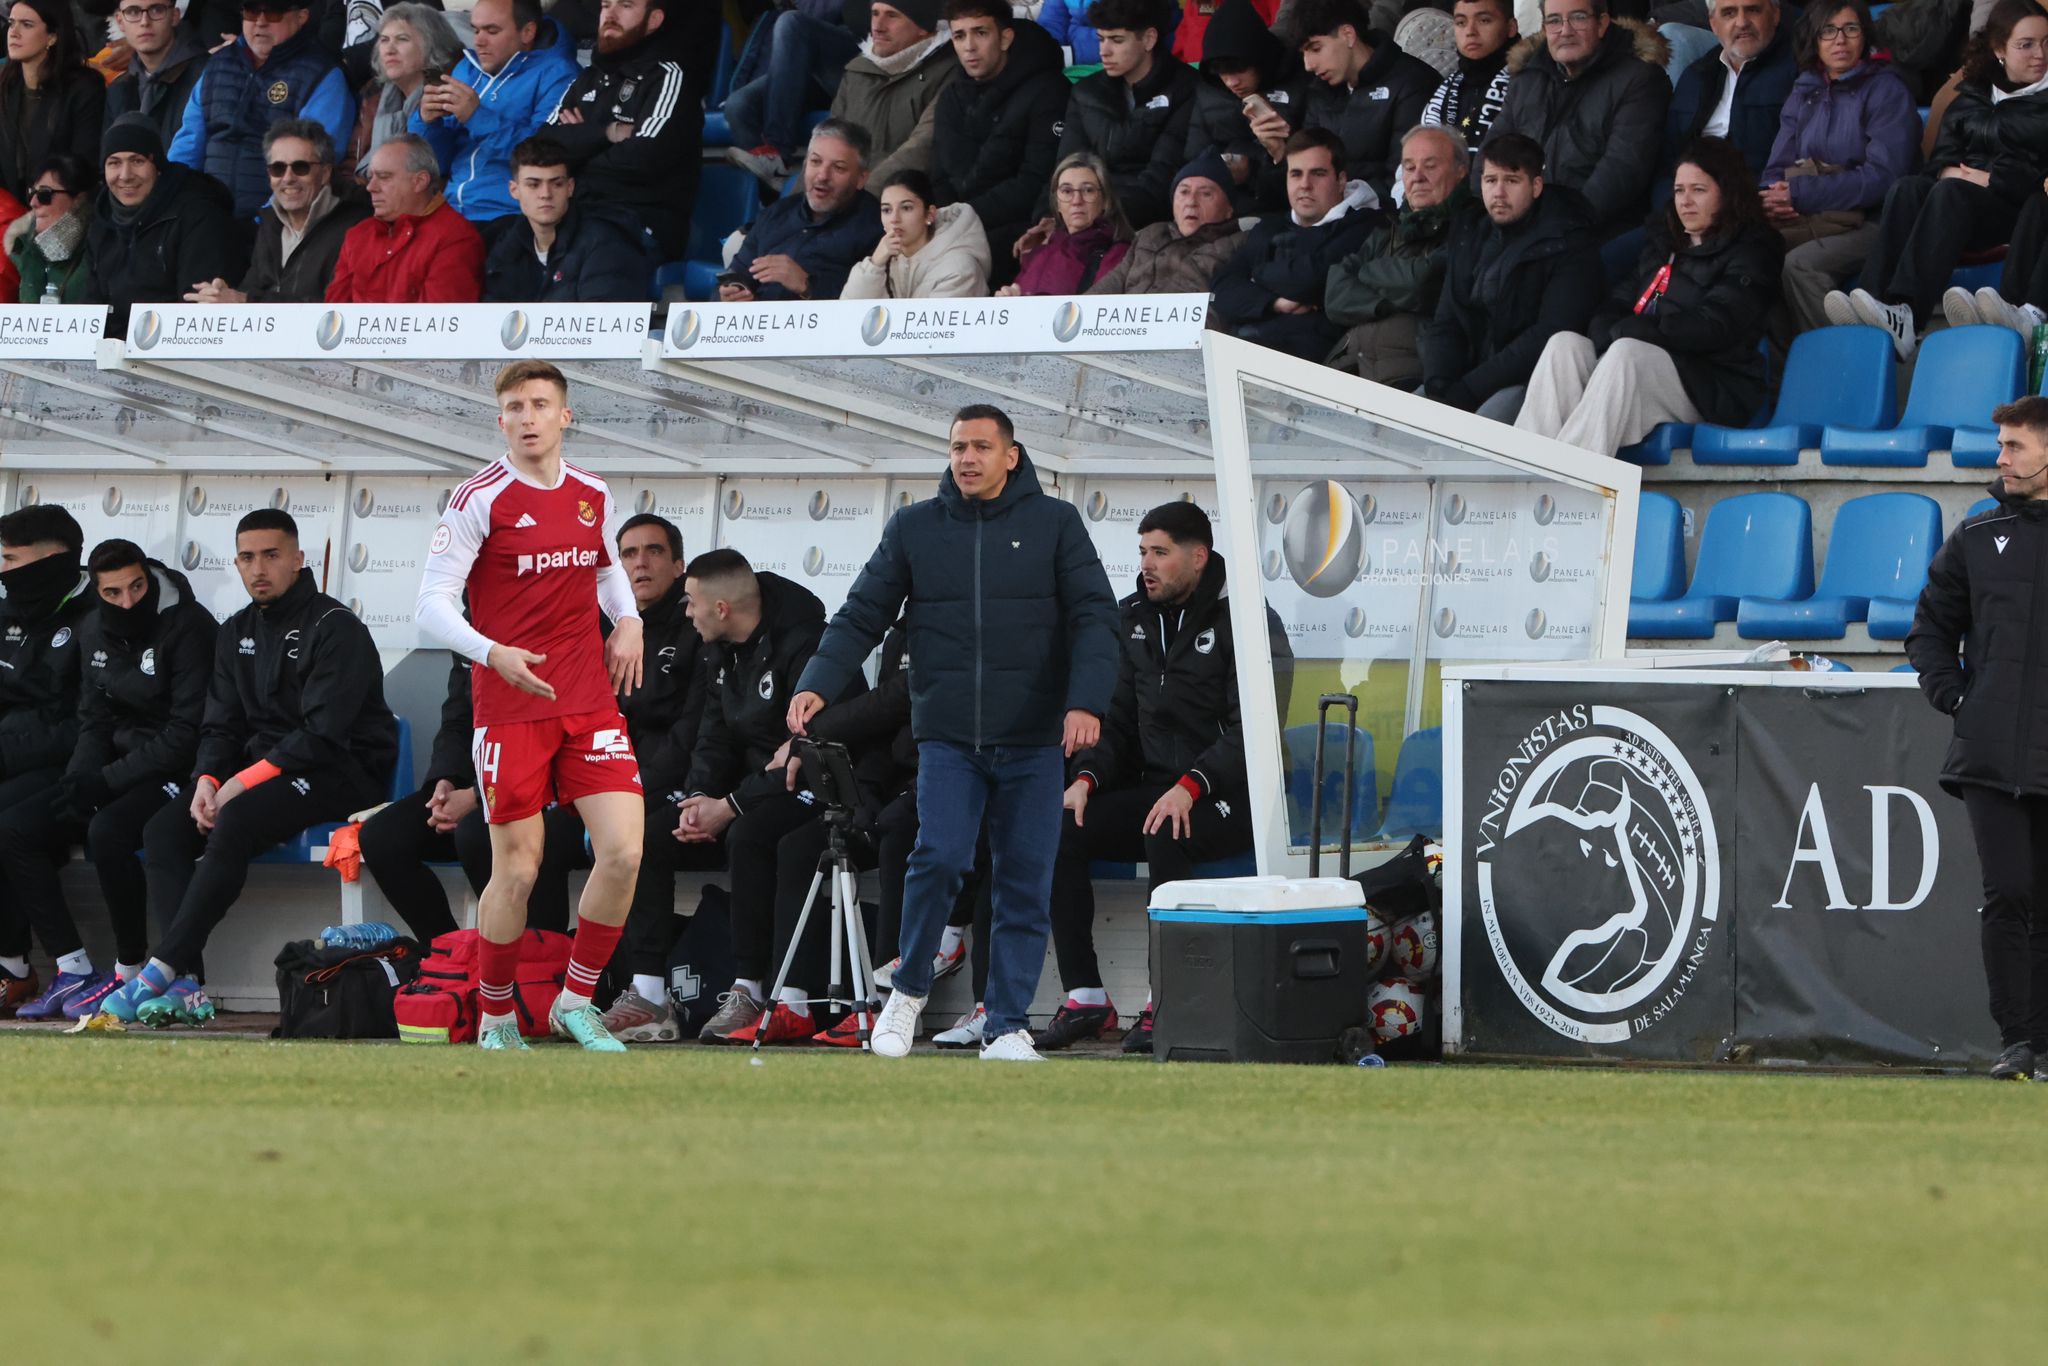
(409, 0, 579, 225)
(346, 5, 463, 181)
(1184, 0, 1302, 213)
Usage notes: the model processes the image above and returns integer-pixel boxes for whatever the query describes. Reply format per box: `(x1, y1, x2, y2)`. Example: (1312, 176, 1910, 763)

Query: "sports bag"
(394, 927, 573, 1044)
(273, 936, 423, 1039)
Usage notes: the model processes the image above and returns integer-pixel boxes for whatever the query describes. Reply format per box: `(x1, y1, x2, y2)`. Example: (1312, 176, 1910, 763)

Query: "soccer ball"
(1390, 910, 1439, 980)
(1362, 907, 1392, 978)
(1368, 977, 1427, 1042)
(1423, 842, 1444, 886)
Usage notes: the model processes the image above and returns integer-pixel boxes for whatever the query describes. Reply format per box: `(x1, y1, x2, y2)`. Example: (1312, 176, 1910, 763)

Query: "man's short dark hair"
(943, 0, 1013, 27)
(951, 403, 1015, 444)
(510, 0, 542, 29)
(87, 538, 149, 579)
(0, 504, 83, 554)
(683, 547, 759, 605)
(235, 508, 300, 541)
(1540, 0, 1608, 15)
(263, 118, 334, 165)
(1085, 0, 1168, 36)
(1993, 396, 2048, 435)
(1289, 0, 1371, 42)
(1284, 126, 1347, 168)
(1138, 501, 1213, 549)
(620, 512, 683, 560)
(809, 117, 874, 170)
(1480, 132, 1545, 179)
(1453, 0, 1513, 18)
(510, 135, 574, 176)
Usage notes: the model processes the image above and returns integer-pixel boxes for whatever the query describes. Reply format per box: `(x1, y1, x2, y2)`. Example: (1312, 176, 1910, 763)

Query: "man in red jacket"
(325, 134, 484, 302)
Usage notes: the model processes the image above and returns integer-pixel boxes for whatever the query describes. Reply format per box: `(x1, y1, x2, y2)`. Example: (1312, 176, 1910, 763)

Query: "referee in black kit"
(1908, 396, 2048, 1080)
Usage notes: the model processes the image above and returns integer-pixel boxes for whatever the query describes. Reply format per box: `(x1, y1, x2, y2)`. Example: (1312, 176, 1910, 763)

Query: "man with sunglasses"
(104, 0, 209, 145)
(185, 118, 370, 303)
(168, 0, 353, 220)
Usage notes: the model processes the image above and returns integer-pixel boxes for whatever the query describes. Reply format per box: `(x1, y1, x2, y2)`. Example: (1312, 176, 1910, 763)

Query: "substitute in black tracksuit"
(140, 519, 398, 979)
(0, 506, 95, 1010)
(1907, 426, 2048, 1079)
(0, 550, 212, 1000)
(1043, 507, 1289, 1052)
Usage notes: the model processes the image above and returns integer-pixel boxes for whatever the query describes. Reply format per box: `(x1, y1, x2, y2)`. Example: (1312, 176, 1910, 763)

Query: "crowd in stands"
(1, 0, 2046, 451)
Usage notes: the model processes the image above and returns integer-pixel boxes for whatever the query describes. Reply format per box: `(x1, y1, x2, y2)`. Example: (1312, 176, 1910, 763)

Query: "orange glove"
(324, 821, 363, 883)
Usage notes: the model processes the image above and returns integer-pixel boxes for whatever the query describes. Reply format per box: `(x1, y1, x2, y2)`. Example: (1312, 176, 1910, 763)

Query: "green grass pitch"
(5, 1034, 2043, 1363)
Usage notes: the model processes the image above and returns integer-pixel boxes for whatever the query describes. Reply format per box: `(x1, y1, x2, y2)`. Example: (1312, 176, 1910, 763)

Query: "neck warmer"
(98, 566, 163, 639)
(0, 551, 82, 622)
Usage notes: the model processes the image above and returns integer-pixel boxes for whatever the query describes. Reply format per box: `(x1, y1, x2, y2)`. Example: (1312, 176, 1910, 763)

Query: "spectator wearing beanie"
(1325, 123, 1471, 384)
(1055, 0, 1201, 228)
(1422, 0, 1519, 147)
(1175, 0, 1280, 66)
(86, 113, 240, 336)
(1292, 0, 1443, 206)
(1186, 0, 1306, 214)
(1088, 150, 1246, 293)
(326, 133, 485, 302)
(0, 0, 107, 203)
(823, 0, 961, 188)
(929, 2, 1069, 284)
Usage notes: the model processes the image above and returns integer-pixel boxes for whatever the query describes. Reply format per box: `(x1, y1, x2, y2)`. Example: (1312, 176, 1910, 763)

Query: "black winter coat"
(797, 450, 1120, 750)
(102, 37, 210, 148)
(0, 68, 106, 202)
(1209, 190, 1379, 360)
(484, 200, 656, 303)
(685, 573, 847, 811)
(1591, 219, 1783, 428)
(193, 568, 399, 800)
(86, 164, 241, 337)
(424, 652, 476, 790)
(1056, 56, 1202, 228)
(1662, 24, 1798, 185)
(617, 579, 708, 798)
(69, 562, 218, 794)
(544, 30, 701, 258)
(239, 182, 372, 303)
(1479, 20, 1673, 234)
(1421, 186, 1605, 410)
(0, 566, 93, 778)
(1907, 489, 2048, 797)
(929, 21, 1069, 265)
(729, 189, 883, 302)
(1071, 554, 1289, 803)
(1300, 33, 1442, 205)
(1928, 75, 2048, 204)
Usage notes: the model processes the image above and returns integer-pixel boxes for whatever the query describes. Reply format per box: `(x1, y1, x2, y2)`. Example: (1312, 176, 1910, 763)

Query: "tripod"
(756, 803, 879, 1051)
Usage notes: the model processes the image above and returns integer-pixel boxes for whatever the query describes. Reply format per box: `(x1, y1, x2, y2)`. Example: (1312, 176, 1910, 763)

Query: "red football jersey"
(420, 457, 635, 724)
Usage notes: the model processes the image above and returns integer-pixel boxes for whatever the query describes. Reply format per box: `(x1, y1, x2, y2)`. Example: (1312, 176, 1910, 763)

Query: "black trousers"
(357, 782, 582, 941)
(1048, 780, 1253, 991)
(0, 773, 170, 965)
(1961, 785, 2048, 1049)
(2002, 192, 2048, 309)
(1867, 174, 2020, 323)
(726, 790, 825, 981)
(144, 765, 381, 976)
(620, 794, 727, 977)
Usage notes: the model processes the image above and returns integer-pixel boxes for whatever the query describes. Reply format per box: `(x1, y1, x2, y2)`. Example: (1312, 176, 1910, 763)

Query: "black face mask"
(0, 551, 82, 624)
(97, 566, 162, 639)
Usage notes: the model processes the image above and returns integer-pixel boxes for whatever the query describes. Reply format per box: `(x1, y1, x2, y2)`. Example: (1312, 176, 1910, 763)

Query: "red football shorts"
(472, 708, 642, 825)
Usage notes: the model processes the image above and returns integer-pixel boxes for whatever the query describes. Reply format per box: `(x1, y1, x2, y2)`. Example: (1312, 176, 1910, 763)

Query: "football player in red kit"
(415, 360, 645, 1050)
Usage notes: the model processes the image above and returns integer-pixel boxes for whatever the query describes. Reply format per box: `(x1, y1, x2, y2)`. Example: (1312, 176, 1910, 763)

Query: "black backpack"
(272, 937, 424, 1039)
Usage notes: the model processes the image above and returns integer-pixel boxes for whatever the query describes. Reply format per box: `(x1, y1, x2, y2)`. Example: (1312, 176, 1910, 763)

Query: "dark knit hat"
(878, 0, 944, 33)
(101, 113, 166, 169)
(1173, 149, 1234, 198)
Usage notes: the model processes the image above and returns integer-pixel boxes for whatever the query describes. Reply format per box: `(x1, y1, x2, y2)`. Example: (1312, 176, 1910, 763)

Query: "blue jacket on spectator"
(796, 448, 1121, 750)
(728, 188, 883, 301)
(483, 200, 656, 301)
(411, 18, 580, 223)
(1037, 0, 1179, 65)
(1662, 23, 1799, 184)
(169, 28, 353, 218)
(1762, 60, 1923, 213)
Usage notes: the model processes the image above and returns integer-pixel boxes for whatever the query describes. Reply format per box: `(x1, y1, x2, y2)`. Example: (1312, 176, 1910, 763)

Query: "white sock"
(632, 973, 666, 1005)
(939, 925, 964, 956)
(734, 977, 764, 1003)
(556, 987, 592, 1013)
(0, 955, 27, 978)
(1068, 987, 1108, 1008)
(56, 949, 93, 977)
(477, 1010, 516, 1037)
(116, 961, 143, 981)
(777, 985, 810, 1017)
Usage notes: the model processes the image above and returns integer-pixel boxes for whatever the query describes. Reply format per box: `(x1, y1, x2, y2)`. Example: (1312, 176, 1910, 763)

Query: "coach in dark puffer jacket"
(1054, 0, 1201, 228)
(929, 4, 1069, 273)
(87, 116, 239, 336)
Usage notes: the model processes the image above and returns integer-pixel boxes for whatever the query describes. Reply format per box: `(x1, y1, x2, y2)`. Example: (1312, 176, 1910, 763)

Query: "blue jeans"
(894, 741, 1064, 1038)
(721, 11, 859, 156)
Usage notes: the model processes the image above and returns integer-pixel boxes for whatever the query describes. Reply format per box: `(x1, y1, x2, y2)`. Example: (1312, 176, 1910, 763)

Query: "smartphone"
(715, 270, 749, 290)
(423, 65, 446, 86)
(1242, 93, 1276, 124)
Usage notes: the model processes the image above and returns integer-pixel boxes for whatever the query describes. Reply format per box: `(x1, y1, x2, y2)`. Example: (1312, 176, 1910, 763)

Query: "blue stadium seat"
(1691, 326, 1895, 464)
(1374, 728, 1443, 841)
(1628, 491, 1813, 638)
(703, 110, 731, 147)
(1822, 325, 2023, 467)
(686, 163, 763, 267)
(1617, 422, 1689, 466)
(1891, 662, 1917, 673)
(255, 717, 414, 866)
(1738, 492, 1941, 640)
(1630, 490, 1686, 605)
(1967, 497, 1997, 517)
(1281, 722, 1378, 846)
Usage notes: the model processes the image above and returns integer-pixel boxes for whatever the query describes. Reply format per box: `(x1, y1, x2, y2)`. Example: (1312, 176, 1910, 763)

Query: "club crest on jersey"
(758, 671, 774, 700)
(1195, 628, 1216, 655)
(577, 499, 598, 527)
(141, 648, 156, 676)
(51, 627, 70, 648)
(517, 548, 601, 575)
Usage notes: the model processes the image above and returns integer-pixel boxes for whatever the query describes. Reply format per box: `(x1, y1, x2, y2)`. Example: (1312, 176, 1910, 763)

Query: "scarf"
(33, 206, 85, 262)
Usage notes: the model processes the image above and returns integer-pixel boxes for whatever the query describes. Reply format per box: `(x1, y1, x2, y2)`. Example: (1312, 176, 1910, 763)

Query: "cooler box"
(1149, 877, 1370, 1064)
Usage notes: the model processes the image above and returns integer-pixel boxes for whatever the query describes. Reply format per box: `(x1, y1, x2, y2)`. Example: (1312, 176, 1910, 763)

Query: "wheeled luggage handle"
(1308, 692, 1360, 879)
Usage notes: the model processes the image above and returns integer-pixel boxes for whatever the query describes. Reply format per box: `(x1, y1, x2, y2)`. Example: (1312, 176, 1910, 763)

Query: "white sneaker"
(931, 937, 967, 982)
(1821, 289, 1858, 328)
(870, 988, 926, 1058)
(1848, 287, 1916, 360)
(872, 956, 900, 990)
(932, 1003, 987, 1049)
(1975, 286, 2046, 340)
(980, 1028, 1046, 1062)
(1942, 285, 1983, 330)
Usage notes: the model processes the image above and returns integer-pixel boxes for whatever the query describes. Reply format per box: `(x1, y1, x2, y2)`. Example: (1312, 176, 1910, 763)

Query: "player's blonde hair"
(494, 359, 568, 401)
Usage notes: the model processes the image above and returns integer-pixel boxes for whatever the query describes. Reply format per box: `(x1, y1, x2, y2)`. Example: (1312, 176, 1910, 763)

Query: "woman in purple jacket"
(997, 152, 1135, 295)
(1759, 0, 1921, 334)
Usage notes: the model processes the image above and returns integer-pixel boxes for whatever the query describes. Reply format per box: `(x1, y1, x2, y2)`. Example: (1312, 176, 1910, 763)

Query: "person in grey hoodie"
(841, 167, 992, 296)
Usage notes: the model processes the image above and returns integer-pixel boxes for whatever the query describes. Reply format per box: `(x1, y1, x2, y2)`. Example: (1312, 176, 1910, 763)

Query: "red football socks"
(563, 919, 624, 1002)
(477, 935, 521, 1021)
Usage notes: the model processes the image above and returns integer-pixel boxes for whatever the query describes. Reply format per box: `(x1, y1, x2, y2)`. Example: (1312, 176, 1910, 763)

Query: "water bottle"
(1355, 1053, 1387, 1068)
(39, 279, 59, 306)
(318, 921, 400, 951)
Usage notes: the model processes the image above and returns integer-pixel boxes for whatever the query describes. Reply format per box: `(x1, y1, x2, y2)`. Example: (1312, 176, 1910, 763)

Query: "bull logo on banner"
(1473, 704, 1721, 1044)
